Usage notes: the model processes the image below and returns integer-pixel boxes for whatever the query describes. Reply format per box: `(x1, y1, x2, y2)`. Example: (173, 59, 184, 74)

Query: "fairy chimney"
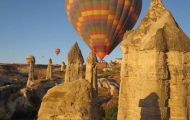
(27, 58, 35, 86)
(61, 61, 66, 71)
(65, 42, 84, 82)
(118, 0, 190, 120)
(46, 58, 52, 80)
(85, 52, 98, 96)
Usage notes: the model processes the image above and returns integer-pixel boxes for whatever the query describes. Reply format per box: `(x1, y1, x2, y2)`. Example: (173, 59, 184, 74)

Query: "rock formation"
(85, 52, 98, 95)
(118, 0, 190, 120)
(46, 58, 52, 80)
(0, 63, 64, 118)
(4, 78, 63, 116)
(98, 78, 119, 97)
(97, 78, 119, 109)
(38, 79, 98, 120)
(6, 91, 30, 114)
(61, 61, 66, 71)
(27, 58, 35, 86)
(0, 85, 16, 100)
(38, 45, 99, 120)
(65, 42, 84, 82)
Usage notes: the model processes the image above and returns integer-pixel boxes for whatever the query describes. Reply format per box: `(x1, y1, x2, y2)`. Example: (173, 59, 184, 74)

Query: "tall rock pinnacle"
(61, 61, 66, 71)
(27, 58, 35, 87)
(118, 0, 190, 120)
(65, 42, 84, 82)
(46, 58, 52, 80)
(85, 52, 98, 96)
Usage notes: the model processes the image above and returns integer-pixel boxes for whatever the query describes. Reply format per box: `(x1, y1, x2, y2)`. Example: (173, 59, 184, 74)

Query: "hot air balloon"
(26, 55, 35, 64)
(65, 0, 142, 60)
(54, 48, 60, 55)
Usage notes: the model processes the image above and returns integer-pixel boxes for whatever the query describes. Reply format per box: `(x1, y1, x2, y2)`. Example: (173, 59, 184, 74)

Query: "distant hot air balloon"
(26, 55, 35, 64)
(65, 0, 142, 60)
(54, 48, 60, 55)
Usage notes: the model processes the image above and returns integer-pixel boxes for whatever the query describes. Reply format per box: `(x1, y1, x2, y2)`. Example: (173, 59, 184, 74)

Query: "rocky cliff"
(118, 0, 190, 120)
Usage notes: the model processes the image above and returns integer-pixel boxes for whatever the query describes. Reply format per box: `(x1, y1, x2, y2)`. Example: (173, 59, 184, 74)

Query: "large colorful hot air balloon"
(54, 48, 60, 55)
(26, 55, 35, 64)
(65, 0, 142, 60)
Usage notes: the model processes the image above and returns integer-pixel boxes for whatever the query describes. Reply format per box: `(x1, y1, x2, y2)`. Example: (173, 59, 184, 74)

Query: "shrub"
(103, 105, 118, 120)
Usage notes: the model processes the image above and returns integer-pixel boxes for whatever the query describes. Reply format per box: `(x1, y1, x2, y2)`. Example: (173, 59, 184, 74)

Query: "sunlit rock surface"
(46, 58, 52, 80)
(118, 0, 190, 120)
(65, 42, 84, 82)
(38, 79, 98, 120)
(85, 52, 98, 95)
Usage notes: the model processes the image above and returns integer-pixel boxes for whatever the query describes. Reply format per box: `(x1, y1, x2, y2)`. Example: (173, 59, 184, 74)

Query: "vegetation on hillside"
(98, 105, 118, 120)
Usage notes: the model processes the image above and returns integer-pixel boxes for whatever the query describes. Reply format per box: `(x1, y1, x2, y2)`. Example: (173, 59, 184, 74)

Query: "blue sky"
(0, 0, 189, 64)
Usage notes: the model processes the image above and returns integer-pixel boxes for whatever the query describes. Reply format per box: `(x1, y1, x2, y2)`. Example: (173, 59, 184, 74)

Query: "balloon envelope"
(65, 0, 142, 60)
(54, 48, 60, 55)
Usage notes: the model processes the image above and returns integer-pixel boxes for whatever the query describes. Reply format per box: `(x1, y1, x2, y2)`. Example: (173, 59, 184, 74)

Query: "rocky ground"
(0, 62, 120, 118)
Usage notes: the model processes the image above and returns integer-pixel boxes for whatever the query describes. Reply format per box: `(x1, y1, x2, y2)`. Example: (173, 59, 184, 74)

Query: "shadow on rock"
(139, 92, 161, 120)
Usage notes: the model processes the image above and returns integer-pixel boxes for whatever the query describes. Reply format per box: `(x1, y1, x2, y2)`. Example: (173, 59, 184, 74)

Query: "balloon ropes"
(54, 48, 60, 55)
(65, 0, 142, 60)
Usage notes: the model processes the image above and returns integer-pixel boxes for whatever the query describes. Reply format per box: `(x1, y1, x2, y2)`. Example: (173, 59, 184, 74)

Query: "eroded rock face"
(6, 79, 63, 114)
(97, 78, 119, 109)
(98, 78, 119, 97)
(85, 52, 98, 95)
(65, 42, 84, 82)
(118, 0, 190, 120)
(38, 79, 98, 120)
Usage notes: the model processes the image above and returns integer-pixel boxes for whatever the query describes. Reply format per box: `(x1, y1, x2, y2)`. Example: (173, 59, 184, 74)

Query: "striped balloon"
(65, 0, 142, 60)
